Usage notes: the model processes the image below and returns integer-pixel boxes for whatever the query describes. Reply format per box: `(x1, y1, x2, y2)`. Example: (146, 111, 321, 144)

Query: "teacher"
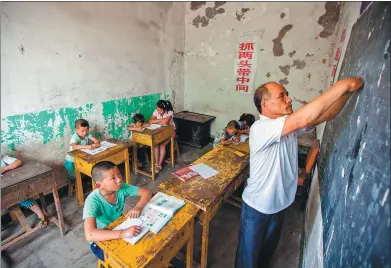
(235, 77, 363, 268)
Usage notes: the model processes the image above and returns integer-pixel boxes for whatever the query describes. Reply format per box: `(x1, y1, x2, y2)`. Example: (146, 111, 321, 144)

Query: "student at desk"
(83, 161, 152, 261)
(1, 155, 48, 227)
(213, 120, 240, 148)
(64, 119, 101, 181)
(237, 113, 256, 134)
(149, 100, 176, 174)
(235, 77, 363, 268)
(129, 113, 151, 169)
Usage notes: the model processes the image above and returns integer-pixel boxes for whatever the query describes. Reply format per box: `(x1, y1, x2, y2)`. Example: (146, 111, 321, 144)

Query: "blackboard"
(318, 2, 390, 267)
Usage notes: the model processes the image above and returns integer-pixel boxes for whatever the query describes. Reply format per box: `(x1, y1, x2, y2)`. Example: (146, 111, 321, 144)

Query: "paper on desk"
(100, 141, 117, 149)
(113, 218, 150, 245)
(189, 163, 219, 179)
(80, 141, 117, 155)
(146, 124, 162, 130)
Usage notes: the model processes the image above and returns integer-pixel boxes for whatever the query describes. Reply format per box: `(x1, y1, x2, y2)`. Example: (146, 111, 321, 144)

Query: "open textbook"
(113, 192, 185, 245)
(81, 141, 117, 155)
(146, 124, 162, 130)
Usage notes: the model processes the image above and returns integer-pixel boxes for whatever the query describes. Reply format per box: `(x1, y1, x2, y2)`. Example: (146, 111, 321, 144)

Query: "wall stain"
(149, 20, 161, 30)
(236, 8, 250, 21)
(308, 73, 312, 80)
(294, 97, 308, 104)
(193, 15, 209, 28)
(273, 24, 293, 56)
(192, 3, 225, 28)
(280, 12, 286, 19)
(292, 59, 306, 69)
(288, 50, 296, 57)
(279, 77, 289, 85)
(190, 2, 206, 10)
(174, 49, 184, 56)
(318, 2, 341, 38)
(306, 53, 315, 57)
(214, 1, 226, 8)
(266, 72, 271, 78)
(279, 65, 291, 76)
(322, 58, 327, 64)
(18, 44, 25, 55)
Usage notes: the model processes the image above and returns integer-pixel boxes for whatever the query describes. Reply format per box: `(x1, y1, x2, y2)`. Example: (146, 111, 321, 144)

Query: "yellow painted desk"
(97, 203, 199, 268)
(132, 126, 175, 181)
(67, 139, 131, 206)
(159, 145, 249, 268)
(227, 139, 250, 154)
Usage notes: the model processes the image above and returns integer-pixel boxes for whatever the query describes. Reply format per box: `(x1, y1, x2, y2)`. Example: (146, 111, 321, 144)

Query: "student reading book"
(113, 192, 185, 245)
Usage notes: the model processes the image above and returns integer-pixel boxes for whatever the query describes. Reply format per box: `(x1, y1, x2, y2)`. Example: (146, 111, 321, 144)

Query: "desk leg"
(186, 219, 194, 268)
(151, 144, 156, 181)
(39, 193, 49, 217)
(124, 149, 131, 185)
(75, 165, 84, 206)
(171, 136, 175, 167)
(52, 186, 66, 237)
(200, 213, 210, 268)
(133, 145, 138, 174)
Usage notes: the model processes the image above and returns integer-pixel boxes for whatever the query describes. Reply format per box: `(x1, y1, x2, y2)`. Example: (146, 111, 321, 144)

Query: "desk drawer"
(153, 128, 174, 145)
(133, 133, 153, 147)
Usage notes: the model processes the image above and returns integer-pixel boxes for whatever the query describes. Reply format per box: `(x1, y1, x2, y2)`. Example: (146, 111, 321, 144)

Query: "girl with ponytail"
(149, 100, 176, 173)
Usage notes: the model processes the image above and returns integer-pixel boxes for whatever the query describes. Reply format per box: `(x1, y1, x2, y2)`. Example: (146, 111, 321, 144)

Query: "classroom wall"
(183, 2, 341, 134)
(0, 3, 184, 167)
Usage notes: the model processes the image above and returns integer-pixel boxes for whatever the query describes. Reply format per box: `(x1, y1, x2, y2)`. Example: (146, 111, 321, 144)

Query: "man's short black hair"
(91, 161, 116, 183)
(133, 113, 145, 124)
(75, 119, 89, 129)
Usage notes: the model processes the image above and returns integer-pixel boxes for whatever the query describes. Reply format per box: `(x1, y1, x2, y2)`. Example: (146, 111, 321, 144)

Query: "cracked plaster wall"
(184, 2, 341, 134)
(1, 2, 183, 167)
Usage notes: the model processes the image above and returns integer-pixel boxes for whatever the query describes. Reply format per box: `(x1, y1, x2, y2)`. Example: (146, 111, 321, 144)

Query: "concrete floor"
(1, 144, 303, 268)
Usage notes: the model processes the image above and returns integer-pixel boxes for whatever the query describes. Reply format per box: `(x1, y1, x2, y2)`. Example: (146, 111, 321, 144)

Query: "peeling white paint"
(377, 63, 386, 87)
(381, 189, 389, 207)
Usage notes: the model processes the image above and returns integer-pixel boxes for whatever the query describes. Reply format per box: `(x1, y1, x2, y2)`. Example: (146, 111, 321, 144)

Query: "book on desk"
(114, 192, 185, 245)
(172, 163, 219, 182)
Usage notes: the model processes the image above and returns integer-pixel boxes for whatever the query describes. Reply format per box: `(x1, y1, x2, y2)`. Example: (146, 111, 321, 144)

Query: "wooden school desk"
(227, 139, 250, 154)
(131, 126, 175, 181)
(67, 139, 131, 206)
(159, 145, 250, 268)
(1, 162, 66, 250)
(97, 203, 199, 268)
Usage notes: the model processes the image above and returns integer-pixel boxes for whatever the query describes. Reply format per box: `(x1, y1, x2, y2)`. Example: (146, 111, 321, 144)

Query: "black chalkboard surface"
(318, 2, 390, 267)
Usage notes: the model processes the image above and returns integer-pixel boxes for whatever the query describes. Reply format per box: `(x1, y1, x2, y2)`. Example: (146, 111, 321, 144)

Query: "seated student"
(149, 100, 176, 174)
(64, 119, 101, 181)
(237, 113, 256, 134)
(213, 120, 241, 148)
(83, 161, 152, 261)
(1, 155, 48, 227)
(128, 113, 151, 168)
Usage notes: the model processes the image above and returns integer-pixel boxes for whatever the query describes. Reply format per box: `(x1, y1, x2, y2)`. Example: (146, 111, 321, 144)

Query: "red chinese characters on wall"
(235, 42, 255, 93)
